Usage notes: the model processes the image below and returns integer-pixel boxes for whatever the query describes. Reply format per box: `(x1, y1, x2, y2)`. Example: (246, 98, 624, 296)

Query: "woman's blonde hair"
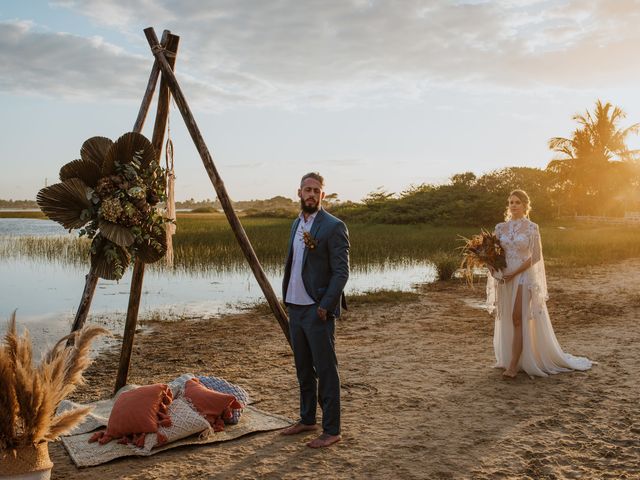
(504, 189, 532, 220)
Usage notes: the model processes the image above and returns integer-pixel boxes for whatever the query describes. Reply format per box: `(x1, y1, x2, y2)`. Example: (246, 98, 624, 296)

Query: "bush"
(190, 206, 219, 213)
(431, 251, 460, 281)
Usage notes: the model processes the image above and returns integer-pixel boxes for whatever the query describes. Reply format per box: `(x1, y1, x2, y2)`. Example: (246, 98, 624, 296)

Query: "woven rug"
(58, 385, 292, 468)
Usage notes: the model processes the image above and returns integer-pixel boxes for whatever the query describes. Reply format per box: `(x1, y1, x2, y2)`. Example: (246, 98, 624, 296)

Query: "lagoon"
(0, 218, 435, 354)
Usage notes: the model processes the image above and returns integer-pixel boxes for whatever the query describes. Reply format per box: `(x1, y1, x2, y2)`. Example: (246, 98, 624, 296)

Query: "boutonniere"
(301, 228, 318, 250)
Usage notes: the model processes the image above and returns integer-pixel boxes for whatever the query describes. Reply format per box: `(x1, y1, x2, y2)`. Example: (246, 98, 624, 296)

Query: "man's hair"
(300, 172, 324, 188)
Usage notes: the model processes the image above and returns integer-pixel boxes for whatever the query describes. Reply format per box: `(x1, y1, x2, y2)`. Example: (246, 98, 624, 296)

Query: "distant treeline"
(0, 199, 38, 209)
(175, 196, 298, 216)
(329, 167, 565, 225)
(332, 100, 640, 225)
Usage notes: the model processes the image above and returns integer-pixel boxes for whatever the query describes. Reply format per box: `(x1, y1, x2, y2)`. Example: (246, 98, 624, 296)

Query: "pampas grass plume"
(0, 312, 110, 450)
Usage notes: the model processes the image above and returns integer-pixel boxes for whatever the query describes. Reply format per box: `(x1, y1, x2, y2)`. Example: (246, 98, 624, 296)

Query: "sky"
(2, 0, 640, 202)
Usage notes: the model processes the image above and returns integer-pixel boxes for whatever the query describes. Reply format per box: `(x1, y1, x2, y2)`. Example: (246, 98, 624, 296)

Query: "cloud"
(5, 0, 640, 108)
(0, 20, 148, 100)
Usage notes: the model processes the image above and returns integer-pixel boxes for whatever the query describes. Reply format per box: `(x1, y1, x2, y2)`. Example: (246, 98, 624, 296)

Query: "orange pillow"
(89, 384, 173, 446)
(183, 378, 243, 431)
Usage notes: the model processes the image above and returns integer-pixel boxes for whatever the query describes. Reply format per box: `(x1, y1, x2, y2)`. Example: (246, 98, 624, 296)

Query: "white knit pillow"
(141, 397, 210, 452)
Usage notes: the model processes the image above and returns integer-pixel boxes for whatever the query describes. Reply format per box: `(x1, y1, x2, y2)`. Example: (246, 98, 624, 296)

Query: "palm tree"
(547, 100, 640, 215)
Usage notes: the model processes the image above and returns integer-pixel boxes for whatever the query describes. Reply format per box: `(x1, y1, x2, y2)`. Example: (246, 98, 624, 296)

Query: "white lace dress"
(486, 218, 593, 377)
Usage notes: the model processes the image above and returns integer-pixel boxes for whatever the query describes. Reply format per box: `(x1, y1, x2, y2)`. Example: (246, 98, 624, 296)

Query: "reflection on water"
(0, 218, 436, 354)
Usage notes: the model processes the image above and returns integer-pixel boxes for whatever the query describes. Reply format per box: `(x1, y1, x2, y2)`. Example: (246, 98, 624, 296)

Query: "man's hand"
(317, 307, 327, 321)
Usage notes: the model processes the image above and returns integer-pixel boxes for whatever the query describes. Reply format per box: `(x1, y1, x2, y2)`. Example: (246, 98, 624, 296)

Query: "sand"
(49, 259, 640, 479)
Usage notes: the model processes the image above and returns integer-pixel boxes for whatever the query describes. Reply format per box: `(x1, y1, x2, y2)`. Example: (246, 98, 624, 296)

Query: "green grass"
(539, 222, 640, 268)
(2, 212, 640, 271)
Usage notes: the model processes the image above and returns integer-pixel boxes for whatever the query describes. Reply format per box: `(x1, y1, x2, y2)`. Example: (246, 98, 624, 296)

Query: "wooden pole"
(68, 270, 99, 336)
(133, 30, 170, 133)
(114, 32, 180, 394)
(69, 30, 171, 340)
(143, 27, 291, 345)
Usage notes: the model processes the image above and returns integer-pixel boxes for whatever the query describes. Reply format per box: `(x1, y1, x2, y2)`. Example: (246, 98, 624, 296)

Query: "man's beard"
(300, 198, 320, 214)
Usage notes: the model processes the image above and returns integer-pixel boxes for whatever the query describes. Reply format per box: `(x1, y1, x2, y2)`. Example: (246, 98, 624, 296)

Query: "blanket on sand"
(58, 381, 292, 468)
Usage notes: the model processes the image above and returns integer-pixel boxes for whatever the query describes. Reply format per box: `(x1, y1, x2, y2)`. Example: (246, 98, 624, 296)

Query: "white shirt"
(285, 212, 317, 305)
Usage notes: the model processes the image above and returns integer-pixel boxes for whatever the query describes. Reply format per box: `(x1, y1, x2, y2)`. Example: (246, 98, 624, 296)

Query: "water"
(0, 217, 68, 236)
(0, 218, 435, 354)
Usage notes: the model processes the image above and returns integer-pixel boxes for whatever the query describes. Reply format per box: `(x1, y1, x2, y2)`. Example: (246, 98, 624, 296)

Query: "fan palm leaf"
(99, 220, 135, 247)
(90, 236, 131, 280)
(102, 132, 156, 177)
(136, 226, 167, 264)
(81, 136, 113, 168)
(36, 178, 92, 230)
(59, 158, 102, 188)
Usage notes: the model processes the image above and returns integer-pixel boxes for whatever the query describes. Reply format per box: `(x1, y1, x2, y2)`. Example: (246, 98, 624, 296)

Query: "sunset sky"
(2, 0, 640, 202)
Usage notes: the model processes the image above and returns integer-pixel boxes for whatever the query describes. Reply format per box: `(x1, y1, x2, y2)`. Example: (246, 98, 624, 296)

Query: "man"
(281, 172, 350, 448)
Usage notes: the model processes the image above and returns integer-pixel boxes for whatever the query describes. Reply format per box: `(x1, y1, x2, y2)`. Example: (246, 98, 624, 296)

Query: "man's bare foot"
(280, 422, 319, 436)
(307, 433, 341, 448)
(502, 369, 517, 378)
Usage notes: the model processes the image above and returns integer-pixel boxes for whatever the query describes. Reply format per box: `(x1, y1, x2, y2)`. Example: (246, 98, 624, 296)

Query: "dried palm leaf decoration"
(37, 132, 170, 280)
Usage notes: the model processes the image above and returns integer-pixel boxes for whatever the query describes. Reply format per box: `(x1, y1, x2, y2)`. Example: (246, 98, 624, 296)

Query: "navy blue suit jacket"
(283, 209, 350, 317)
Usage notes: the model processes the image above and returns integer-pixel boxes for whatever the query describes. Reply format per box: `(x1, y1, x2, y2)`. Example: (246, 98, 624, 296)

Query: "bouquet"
(459, 229, 507, 284)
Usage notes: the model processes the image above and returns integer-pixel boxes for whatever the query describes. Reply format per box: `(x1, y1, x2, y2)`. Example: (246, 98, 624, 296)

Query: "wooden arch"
(69, 27, 290, 394)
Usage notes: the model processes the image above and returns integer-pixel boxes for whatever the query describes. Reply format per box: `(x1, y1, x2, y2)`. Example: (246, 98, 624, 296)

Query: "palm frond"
(36, 178, 92, 230)
(102, 132, 156, 177)
(90, 237, 131, 280)
(135, 227, 167, 264)
(99, 220, 135, 247)
(59, 158, 102, 188)
(81, 136, 113, 168)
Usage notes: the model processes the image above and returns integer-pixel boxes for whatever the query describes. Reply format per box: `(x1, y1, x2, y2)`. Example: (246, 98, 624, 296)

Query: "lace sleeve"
(530, 223, 542, 264)
(528, 222, 548, 301)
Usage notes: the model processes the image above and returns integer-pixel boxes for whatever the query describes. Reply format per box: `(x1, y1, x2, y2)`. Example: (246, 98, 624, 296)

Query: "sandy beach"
(48, 259, 640, 479)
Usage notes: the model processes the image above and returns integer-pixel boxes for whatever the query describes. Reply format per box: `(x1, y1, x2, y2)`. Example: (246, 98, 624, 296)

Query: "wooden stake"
(68, 270, 98, 339)
(114, 32, 180, 394)
(69, 30, 171, 340)
(113, 261, 145, 393)
(143, 27, 291, 345)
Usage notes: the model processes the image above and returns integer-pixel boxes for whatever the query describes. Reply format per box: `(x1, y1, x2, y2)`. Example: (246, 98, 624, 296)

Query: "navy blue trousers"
(287, 304, 341, 436)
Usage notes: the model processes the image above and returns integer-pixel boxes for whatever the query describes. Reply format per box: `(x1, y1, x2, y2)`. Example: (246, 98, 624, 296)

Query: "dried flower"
(302, 229, 318, 250)
(99, 197, 123, 223)
(459, 229, 507, 285)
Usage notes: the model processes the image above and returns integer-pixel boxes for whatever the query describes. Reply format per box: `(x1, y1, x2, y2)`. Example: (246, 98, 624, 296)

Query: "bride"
(486, 189, 593, 378)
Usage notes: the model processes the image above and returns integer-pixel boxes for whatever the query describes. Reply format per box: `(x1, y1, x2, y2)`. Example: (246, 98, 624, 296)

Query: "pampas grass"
(0, 312, 109, 451)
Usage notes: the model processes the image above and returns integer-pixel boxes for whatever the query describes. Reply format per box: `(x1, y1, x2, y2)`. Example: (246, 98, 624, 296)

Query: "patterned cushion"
(167, 373, 196, 397)
(141, 398, 211, 452)
(197, 376, 250, 424)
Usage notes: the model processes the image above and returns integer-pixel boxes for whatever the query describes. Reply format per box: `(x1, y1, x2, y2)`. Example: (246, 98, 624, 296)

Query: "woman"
(486, 190, 593, 378)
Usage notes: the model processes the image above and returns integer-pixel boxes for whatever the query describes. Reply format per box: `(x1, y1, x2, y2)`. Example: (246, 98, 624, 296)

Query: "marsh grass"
(540, 223, 640, 267)
(0, 236, 89, 266)
(2, 213, 640, 272)
(431, 251, 460, 281)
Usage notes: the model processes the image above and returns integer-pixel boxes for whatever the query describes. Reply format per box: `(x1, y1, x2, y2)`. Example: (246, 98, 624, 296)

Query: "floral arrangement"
(301, 229, 318, 250)
(459, 229, 507, 284)
(0, 313, 108, 473)
(37, 133, 169, 280)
